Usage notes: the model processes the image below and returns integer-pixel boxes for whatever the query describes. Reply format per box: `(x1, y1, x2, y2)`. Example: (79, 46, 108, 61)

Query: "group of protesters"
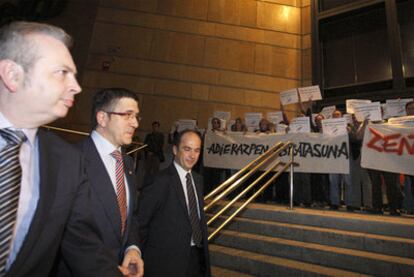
(177, 97, 414, 217)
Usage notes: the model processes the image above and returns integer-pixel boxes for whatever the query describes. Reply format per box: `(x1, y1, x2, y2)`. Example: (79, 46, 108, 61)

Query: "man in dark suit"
(137, 130, 211, 277)
(57, 88, 144, 276)
(0, 21, 133, 276)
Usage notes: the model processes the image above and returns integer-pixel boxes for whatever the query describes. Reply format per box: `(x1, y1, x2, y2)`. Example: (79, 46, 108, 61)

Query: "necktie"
(0, 129, 26, 274)
(185, 173, 202, 247)
(111, 150, 127, 235)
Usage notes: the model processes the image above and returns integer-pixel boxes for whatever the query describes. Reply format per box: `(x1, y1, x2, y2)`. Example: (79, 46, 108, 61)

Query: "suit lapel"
(7, 129, 59, 273)
(123, 154, 136, 243)
(169, 165, 190, 218)
(83, 138, 122, 240)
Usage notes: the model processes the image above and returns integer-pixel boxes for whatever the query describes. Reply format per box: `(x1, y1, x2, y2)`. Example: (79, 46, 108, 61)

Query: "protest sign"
(177, 119, 197, 132)
(204, 132, 349, 174)
(385, 98, 413, 118)
(245, 113, 262, 130)
(320, 105, 336, 119)
(322, 118, 348, 136)
(280, 88, 299, 105)
(267, 111, 284, 125)
(298, 85, 322, 102)
(214, 111, 231, 121)
(289, 117, 311, 133)
(346, 99, 371, 114)
(353, 102, 382, 122)
(361, 123, 414, 175)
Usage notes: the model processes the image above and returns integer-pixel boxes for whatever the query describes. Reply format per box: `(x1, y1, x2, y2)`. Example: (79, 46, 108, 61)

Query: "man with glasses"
(56, 87, 144, 276)
(0, 21, 127, 276)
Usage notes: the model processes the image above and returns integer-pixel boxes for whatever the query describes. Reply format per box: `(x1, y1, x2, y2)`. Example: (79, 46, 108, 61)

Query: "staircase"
(208, 202, 414, 277)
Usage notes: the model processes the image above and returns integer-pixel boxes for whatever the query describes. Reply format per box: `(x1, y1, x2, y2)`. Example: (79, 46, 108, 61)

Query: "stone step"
(210, 244, 372, 277)
(212, 229, 414, 276)
(211, 266, 254, 277)
(208, 202, 414, 239)
(208, 215, 414, 258)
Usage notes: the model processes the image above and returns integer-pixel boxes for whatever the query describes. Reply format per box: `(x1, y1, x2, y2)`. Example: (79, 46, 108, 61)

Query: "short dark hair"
(0, 21, 72, 72)
(91, 87, 139, 129)
(173, 129, 202, 147)
(152, 121, 160, 127)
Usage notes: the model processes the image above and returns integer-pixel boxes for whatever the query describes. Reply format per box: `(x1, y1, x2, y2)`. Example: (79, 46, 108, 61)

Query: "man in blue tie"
(0, 21, 137, 276)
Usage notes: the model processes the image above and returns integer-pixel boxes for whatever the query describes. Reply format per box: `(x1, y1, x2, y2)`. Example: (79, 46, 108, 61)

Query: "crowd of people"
(163, 96, 414, 217)
(1, 19, 412, 277)
(0, 21, 210, 277)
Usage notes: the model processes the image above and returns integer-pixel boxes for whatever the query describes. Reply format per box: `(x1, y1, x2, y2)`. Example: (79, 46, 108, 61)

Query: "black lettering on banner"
(206, 141, 348, 159)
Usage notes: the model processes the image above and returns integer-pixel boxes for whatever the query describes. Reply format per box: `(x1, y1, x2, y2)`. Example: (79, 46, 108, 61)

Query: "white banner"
(361, 123, 414, 175)
(204, 131, 350, 174)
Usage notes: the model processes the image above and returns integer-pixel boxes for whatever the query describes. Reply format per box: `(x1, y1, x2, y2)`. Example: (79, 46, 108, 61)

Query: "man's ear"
(173, 145, 178, 156)
(0, 60, 24, 92)
(96, 111, 107, 128)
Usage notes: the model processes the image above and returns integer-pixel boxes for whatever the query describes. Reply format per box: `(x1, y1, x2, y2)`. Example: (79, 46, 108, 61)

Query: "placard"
(267, 111, 283, 125)
(346, 99, 371, 114)
(385, 98, 413, 118)
(298, 85, 322, 102)
(322, 118, 348, 136)
(280, 88, 299, 105)
(289, 117, 311, 133)
(244, 113, 262, 129)
(213, 111, 231, 121)
(177, 119, 197, 132)
(353, 102, 382, 122)
(320, 105, 336, 119)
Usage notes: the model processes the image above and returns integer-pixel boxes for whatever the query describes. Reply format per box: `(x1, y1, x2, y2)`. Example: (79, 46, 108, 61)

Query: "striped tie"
(0, 129, 26, 274)
(111, 150, 127, 235)
(185, 173, 202, 247)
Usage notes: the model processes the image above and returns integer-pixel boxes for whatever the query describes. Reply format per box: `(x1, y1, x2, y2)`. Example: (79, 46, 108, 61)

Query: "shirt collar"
(91, 130, 120, 156)
(0, 111, 38, 146)
(174, 160, 191, 179)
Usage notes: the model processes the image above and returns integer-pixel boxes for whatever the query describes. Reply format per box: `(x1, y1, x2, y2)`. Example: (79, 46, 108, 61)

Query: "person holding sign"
(360, 113, 403, 215)
(328, 110, 362, 211)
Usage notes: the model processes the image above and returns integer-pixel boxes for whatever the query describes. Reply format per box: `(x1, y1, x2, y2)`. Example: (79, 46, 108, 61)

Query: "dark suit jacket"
(137, 164, 211, 277)
(5, 129, 121, 277)
(56, 136, 139, 276)
(79, 137, 139, 262)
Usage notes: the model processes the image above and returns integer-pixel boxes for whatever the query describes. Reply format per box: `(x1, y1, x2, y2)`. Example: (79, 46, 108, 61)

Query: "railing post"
(289, 144, 294, 210)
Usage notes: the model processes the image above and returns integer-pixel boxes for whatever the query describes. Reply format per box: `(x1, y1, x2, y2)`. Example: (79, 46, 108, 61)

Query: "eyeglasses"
(105, 111, 142, 122)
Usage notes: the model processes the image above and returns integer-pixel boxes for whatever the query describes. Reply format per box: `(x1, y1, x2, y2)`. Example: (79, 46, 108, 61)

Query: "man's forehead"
(180, 135, 201, 147)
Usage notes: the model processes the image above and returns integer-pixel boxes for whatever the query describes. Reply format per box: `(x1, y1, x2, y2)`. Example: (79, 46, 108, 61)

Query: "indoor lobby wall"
(70, 0, 311, 134)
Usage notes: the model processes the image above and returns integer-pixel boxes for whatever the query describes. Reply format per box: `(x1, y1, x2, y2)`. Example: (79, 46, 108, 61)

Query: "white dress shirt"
(0, 112, 39, 269)
(90, 131, 131, 213)
(174, 161, 201, 246)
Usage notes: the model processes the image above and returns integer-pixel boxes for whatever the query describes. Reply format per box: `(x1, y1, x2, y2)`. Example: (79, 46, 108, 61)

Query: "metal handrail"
(42, 125, 147, 153)
(204, 142, 283, 201)
(204, 142, 289, 212)
(207, 142, 294, 241)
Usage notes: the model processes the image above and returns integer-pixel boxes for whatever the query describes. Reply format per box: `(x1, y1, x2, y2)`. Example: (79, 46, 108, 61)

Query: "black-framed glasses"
(105, 111, 142, 122)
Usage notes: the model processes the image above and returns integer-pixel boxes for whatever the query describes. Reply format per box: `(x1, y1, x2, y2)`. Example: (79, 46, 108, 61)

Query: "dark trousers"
(187, 246, 205, 277)
(368, 169, 402, 211)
